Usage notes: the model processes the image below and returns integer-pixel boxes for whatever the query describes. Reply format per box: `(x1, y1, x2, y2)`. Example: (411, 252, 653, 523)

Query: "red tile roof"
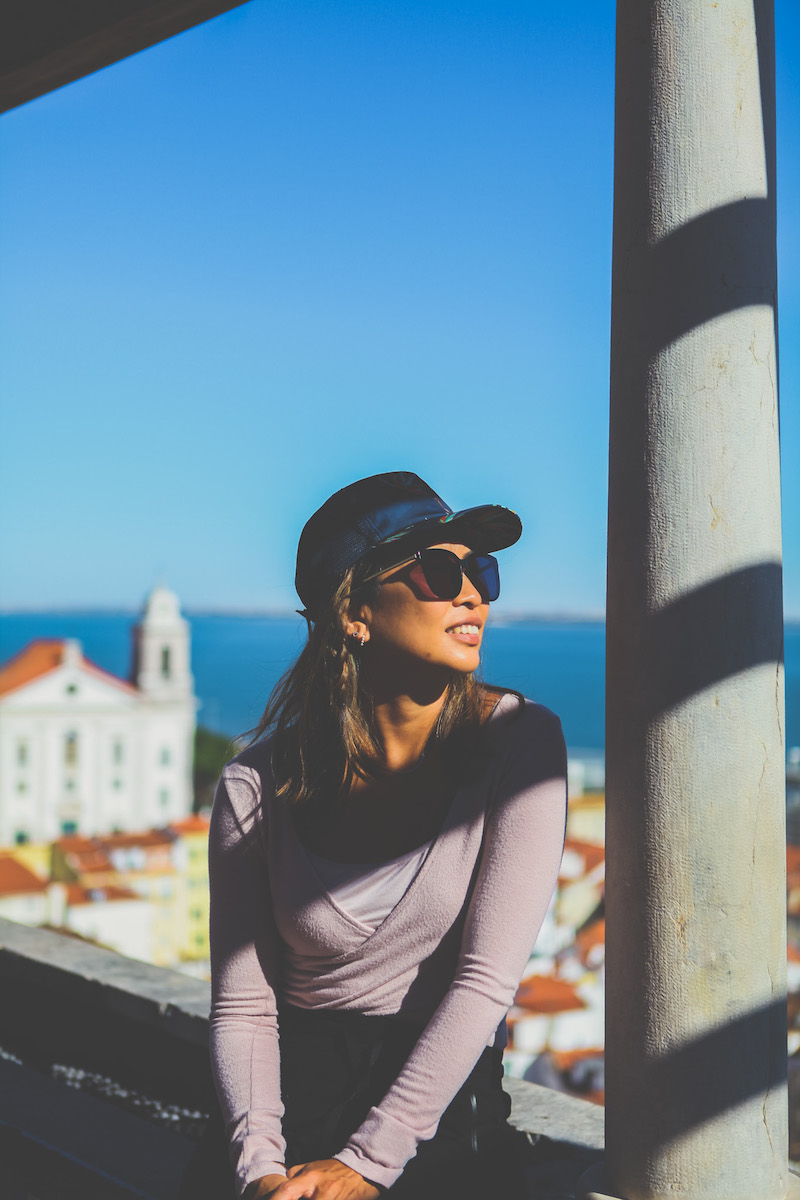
(514, 974, 586, 1014)
(0, 639, 65, 696)
(0, 638, 136, 698)
(103, 830, 175, 849)
(169, 815, 210, 834)
(63, 848, 115, 874)
(576, 918, 606, 966)
(65, 883, 142, 906)
(0, 856, 49, 896)
(788, 847, 800, 889)
(563, 839, 606, 874)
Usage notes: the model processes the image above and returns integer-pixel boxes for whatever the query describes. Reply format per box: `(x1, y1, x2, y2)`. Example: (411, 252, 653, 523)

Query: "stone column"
(591, 2, 793, 1198)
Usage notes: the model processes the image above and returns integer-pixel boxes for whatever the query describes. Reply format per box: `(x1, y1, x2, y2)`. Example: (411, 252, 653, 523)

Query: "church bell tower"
(131, 586, 193, 699)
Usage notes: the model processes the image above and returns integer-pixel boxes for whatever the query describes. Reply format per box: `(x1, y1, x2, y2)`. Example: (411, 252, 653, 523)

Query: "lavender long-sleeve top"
(209, 694, 567, 1193)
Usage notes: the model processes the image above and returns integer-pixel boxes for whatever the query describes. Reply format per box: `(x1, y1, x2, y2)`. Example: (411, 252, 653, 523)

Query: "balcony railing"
(0, 918, 603, 1199)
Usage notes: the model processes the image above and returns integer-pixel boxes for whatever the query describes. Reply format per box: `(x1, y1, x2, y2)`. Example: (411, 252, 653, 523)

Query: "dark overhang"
(1, 0, 252, 115)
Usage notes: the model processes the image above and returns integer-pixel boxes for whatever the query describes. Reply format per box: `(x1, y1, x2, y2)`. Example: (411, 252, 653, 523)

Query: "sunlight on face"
(361, 544, 491, 676)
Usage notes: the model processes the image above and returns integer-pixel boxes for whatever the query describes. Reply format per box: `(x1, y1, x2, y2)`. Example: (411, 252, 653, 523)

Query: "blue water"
(1, 612, 798, 758)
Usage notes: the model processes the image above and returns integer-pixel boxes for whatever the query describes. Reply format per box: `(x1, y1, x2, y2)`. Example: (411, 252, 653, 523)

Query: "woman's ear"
(346, 619, 369, 645)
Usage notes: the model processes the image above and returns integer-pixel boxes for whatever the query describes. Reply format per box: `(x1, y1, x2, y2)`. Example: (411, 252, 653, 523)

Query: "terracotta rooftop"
(0, 639, 65, 696)
(65, 883, 142, 906)
(103, 830, 175, 849)
(562, 839, 606, 874)
(0, 638, 136, 698)
(169, 815, 210, 834)
(788, 846, 800, 889)
(0, 856, 49, 896)
(514, 973, 586, 1014)
(59, 846, 115, 874)
(576, 917, 606, 966)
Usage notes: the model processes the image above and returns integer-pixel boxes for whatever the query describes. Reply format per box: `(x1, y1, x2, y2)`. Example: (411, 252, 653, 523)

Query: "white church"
(0, 587, 197, 846)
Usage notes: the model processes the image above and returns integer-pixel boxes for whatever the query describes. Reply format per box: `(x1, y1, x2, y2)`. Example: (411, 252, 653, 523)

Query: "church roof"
(0, 639, 64, 695)
(0, 638, 137, 698)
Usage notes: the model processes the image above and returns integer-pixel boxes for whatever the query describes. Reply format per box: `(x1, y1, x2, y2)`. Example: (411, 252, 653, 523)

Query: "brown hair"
(247, 556, 490, 808)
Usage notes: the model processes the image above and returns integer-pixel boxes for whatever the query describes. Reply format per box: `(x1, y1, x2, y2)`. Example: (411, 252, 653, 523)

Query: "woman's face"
(357, 542, 490, 676)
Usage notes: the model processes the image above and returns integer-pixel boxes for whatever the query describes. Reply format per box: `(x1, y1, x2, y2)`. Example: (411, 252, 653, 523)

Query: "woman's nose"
(454, 573, 481, 607)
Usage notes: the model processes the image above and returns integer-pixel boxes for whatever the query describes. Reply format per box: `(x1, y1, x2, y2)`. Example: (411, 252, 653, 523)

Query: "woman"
(209, 471, 567, 1200)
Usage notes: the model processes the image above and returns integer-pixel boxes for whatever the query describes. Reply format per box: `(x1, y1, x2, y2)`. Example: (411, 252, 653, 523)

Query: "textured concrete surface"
(0, 917, 210, 1041)
(605, 1, 787, 1197)
(1, 918, 606, 1199)
(505, 1076, 603, 1151)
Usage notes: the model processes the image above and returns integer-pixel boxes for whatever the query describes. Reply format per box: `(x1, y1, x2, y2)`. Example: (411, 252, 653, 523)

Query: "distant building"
(0, 587, 197, 845)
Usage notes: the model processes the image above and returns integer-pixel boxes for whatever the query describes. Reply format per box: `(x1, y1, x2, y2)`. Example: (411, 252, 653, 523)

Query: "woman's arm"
(209, 763, 288, 1194)
(334, 703, 568, 1190)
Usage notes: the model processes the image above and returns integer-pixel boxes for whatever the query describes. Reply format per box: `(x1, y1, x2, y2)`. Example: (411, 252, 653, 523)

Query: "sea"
(1, 612, 799, 764)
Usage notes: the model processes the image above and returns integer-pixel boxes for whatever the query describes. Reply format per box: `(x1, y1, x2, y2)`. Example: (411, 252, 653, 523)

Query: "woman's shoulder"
(484, 687, 563, 733)
(482, 689, 566, 772)
(215, 734, 278, 821)
(224, 732, 277, 775)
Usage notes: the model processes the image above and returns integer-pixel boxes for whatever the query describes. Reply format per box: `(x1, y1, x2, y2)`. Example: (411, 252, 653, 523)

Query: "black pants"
(181, 1005, 528, 1199)
(279, 1004, 527, 1198)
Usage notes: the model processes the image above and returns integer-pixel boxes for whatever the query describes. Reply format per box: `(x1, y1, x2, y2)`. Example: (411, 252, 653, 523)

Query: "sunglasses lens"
(468, 555, 500, 602)
(412, 550, 500, 602)
(417, 550, 463, 599)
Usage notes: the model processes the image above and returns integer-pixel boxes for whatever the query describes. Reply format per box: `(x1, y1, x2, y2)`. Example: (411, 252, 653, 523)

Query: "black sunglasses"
(365, 548, 500, 603)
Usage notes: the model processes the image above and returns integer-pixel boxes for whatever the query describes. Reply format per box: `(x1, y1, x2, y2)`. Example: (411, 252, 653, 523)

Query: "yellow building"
(52, 830, 185, 967)
(170, 815, 210, 965)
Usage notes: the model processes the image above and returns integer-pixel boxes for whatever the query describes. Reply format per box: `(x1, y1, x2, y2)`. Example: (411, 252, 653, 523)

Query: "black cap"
(295, 471, 522, 618)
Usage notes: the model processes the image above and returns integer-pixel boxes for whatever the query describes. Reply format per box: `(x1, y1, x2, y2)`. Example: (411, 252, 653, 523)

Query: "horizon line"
(2, 605, 800, 625)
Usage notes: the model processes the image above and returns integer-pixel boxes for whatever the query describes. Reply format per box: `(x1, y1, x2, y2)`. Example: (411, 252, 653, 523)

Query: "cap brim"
(376, 503, 522, 558)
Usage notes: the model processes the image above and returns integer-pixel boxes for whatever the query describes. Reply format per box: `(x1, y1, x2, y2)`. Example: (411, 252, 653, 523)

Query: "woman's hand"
(255, 1159, 380, 1199)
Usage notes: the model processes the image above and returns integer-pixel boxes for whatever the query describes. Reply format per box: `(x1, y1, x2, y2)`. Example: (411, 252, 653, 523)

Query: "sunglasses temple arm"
(359, 554, 419, 587)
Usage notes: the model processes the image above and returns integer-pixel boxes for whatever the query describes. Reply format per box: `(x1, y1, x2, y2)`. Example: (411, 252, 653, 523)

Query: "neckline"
(289, 773, 469, 943)
(276, 693, 516, 948)
(304, 837, 434, 873)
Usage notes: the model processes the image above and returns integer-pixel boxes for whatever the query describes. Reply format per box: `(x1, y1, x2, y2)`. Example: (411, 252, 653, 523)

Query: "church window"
(160, 646, 171, 679)
(65, 778, 76, 791)
(112, 740, 124, 765)
(160, 746, 171, 766)
(113, 778, 123, 791)
(16, 740, 28, 766)
(66, 683, 78, 696)
(61, 820, 78, 836)
(15, 831, 29, 845)
(64, 732, 78, 766)
(159, 788, 170, 807)
(16, 780, 27, 794)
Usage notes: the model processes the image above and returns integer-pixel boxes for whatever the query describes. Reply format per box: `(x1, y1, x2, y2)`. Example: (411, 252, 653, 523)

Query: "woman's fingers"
(269, 1160, 380, 1198)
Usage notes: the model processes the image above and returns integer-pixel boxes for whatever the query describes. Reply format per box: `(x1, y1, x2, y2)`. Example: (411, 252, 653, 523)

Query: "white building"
(0, 587, 197, 846)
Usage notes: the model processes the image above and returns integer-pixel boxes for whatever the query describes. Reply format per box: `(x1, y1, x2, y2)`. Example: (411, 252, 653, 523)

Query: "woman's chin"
(442, 645, 482, 674)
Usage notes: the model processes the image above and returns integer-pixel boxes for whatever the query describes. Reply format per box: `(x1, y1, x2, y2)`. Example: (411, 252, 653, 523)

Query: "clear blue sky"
(1, 0, 798, 617)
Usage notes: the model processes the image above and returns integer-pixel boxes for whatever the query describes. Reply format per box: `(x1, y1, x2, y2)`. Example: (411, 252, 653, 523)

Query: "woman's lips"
(446, 623, 481, 645)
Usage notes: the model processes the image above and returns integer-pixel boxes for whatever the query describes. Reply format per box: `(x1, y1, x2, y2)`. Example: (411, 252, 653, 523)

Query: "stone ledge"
(0, 916, 606, 1189)
(504, 1075, 604, 1151)
(0, 917, 210, 1044)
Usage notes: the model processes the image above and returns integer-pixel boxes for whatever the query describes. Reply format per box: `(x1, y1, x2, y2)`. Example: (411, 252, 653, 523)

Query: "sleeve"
(334, 705, 568, 1190)
(208, 765, 287, 1194)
